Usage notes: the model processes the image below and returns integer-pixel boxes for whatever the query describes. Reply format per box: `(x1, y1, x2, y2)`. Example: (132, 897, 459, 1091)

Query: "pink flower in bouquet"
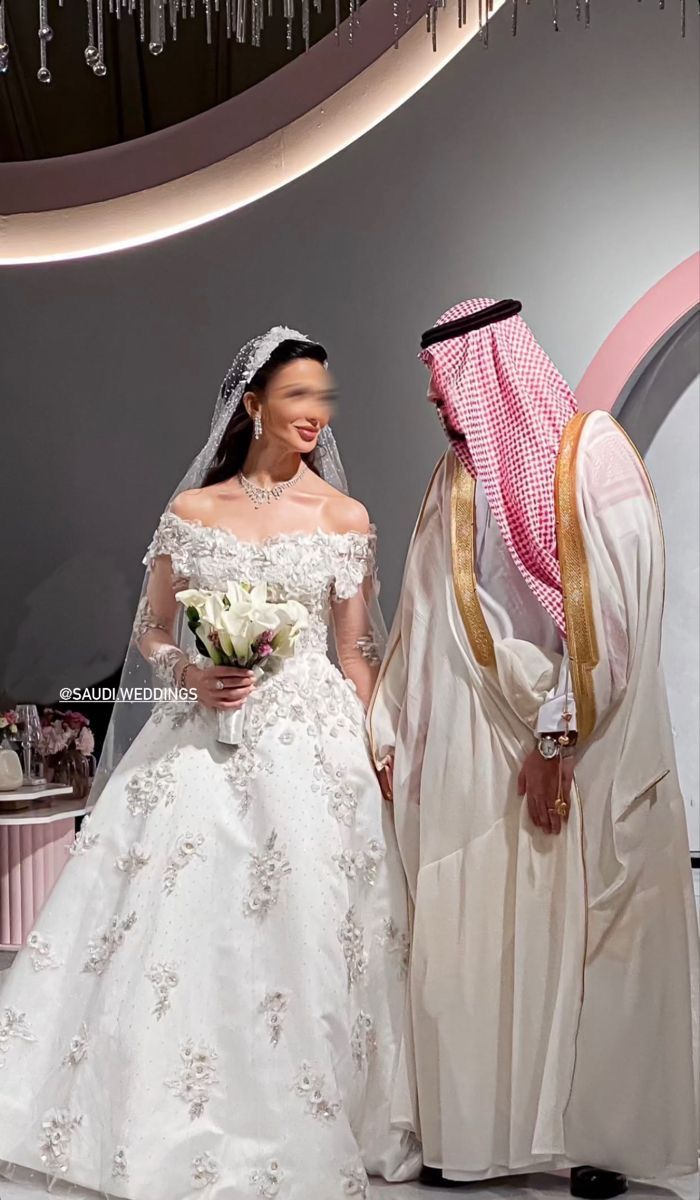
(75, 727, 95, 756)
(254, 631, 275, 661)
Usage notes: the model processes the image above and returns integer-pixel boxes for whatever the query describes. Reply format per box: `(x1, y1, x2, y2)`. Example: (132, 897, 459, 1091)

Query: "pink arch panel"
(576, 253, 699, 412)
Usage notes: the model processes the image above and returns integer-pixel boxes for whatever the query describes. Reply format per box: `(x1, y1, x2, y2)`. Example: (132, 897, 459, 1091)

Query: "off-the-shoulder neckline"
(163, 507, 377, 550)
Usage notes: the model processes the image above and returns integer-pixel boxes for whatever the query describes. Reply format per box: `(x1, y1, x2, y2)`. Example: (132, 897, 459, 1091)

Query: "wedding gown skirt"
(0, 519, 420, 1200)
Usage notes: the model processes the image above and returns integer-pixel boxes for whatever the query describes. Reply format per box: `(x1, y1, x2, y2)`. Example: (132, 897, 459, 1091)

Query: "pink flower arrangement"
(40, 709, 95, 759)
(0, 709, 19, 737)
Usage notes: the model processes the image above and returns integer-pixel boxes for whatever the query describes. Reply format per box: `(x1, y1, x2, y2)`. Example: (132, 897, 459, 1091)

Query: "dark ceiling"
(0, 1, 367, 162)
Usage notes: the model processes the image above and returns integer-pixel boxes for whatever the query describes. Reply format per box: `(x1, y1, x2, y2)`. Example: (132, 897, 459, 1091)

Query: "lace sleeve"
(133, 551, 189, 689)
(331, 531, 387, 710)
(142, 510, 187, 573)
(331, 529, 379, 601)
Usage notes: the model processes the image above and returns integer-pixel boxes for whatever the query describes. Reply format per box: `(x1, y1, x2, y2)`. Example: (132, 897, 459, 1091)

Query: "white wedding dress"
(0, 512, 420, 1200)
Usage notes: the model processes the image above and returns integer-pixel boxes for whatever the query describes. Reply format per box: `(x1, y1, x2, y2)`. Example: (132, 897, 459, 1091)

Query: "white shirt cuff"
(537, 692, 577, 734)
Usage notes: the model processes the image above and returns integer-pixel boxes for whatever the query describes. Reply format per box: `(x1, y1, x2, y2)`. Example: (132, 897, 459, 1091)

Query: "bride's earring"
(253, 412, 263, 441)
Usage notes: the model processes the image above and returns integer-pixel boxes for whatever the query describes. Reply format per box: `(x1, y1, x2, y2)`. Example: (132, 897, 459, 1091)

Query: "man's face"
(427, 373, 443, 408)
(426, 371, 466, 444)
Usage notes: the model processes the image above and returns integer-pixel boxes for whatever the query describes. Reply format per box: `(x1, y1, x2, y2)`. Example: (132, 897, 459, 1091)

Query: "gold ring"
(554, 798, 569, 817)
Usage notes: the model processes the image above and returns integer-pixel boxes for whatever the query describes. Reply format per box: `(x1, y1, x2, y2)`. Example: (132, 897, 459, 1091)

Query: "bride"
(0, 328, 421, 1199)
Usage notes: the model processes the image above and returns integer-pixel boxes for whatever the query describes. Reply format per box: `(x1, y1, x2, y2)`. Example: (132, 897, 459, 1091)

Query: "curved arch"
(0, 1, 506, 264)
(575, 253, 700, 412)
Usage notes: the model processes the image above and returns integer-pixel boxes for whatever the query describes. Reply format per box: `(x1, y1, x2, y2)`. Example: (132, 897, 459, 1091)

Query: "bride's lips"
(296, 427, 319, 444)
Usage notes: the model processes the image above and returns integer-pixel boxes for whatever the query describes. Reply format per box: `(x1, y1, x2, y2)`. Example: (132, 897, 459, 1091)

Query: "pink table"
(0, 787, 92, 951)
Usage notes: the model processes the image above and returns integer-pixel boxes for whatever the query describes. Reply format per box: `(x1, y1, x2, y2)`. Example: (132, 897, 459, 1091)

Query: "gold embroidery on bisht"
(555, 413, 599, 741)
(367, 452, 447, 768)
(450, 456, 496, 669)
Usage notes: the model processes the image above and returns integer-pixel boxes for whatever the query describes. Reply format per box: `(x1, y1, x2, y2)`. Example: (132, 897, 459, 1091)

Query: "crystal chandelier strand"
(149, 0, 164, 52)
(236, 0, 247, 44)
(94, 0, 106, 75)
(37, 0, 53, 84)
(0, 0, 8, 76)
(0, 0, 691, 86)
(85, 0, 98, 65)
(252, 0, 262, 46)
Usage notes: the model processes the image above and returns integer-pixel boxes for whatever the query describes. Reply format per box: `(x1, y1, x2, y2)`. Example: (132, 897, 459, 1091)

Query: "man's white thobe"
(369, 411, 699, 1182)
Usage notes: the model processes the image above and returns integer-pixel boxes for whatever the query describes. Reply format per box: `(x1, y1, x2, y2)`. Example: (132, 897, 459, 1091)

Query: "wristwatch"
(536, 735, 560, 761)
(536, 732, 578, 760)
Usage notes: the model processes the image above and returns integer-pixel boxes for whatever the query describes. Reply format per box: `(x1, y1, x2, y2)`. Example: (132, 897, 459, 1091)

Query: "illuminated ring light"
(0, 0, 506, 264)
(576, 253, 700, 411)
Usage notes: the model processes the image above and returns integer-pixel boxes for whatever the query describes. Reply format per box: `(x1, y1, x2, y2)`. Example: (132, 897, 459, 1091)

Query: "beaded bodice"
(143, 510, 377, 656)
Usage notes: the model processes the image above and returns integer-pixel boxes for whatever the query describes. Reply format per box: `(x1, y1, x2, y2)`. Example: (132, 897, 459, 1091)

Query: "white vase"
(0, 747, 24, 791)
(216, 706, 246, 747)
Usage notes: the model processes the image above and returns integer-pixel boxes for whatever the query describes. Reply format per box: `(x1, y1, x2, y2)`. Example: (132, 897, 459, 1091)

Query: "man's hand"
(517, 749, 574, 835)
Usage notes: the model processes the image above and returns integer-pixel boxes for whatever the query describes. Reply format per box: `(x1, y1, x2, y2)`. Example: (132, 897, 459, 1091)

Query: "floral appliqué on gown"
(0, 514, 420, 1200)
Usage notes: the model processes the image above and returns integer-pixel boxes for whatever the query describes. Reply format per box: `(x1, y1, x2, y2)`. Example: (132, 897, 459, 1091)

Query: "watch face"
(538, 737, 559, 760)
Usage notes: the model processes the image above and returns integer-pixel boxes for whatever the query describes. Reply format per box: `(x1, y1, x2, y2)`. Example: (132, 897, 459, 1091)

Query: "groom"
(369, 299, 699, 1195)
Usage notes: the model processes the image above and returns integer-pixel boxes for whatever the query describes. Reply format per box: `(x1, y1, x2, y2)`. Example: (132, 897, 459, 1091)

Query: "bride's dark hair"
(202, 338, 328, 486)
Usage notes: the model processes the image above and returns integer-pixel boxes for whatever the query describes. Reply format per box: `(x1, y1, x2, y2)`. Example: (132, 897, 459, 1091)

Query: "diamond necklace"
(237, 462, 308, 510)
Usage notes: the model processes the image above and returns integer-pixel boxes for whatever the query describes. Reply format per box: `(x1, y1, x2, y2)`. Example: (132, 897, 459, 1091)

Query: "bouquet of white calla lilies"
(175, 582, 310, 745)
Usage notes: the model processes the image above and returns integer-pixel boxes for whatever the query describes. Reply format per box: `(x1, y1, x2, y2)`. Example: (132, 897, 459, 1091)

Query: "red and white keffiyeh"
(420, 298, 577, 634)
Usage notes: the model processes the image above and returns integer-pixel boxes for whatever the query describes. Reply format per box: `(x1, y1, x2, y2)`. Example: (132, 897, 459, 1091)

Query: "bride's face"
(251, 358, 336, 456)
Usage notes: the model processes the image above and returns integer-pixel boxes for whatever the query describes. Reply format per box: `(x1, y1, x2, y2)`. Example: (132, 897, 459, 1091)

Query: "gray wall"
(0, 0, 698, 703)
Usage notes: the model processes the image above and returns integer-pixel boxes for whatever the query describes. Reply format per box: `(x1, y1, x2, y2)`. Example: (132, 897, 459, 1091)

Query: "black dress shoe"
(419, 1165, 465, 1189)
(571, 1166, 628, 1199)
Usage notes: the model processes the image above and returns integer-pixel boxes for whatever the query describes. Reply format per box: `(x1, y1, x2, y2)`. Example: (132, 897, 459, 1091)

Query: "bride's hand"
(184, 665, 257, 710)
(377, 757, 394, 802)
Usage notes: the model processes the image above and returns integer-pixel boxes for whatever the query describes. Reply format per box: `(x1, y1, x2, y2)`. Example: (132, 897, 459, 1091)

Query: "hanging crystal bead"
(37, 0, 53, 84)
(84, 0, 98, 64)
